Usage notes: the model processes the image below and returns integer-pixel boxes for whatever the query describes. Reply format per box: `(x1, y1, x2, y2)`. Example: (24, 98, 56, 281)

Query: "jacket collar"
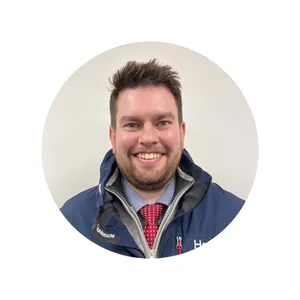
(96, 148, 212, 210)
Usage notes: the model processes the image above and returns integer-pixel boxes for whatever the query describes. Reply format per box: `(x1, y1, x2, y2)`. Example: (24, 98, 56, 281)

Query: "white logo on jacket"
(96, 224, 115, 238)
(194, 240, 205, 248)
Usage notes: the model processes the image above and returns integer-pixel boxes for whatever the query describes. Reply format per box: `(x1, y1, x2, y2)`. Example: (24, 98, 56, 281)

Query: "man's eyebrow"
(154, 112, 175, 120)
(119, 116, 142, 123)
(119, 113, 175, 123)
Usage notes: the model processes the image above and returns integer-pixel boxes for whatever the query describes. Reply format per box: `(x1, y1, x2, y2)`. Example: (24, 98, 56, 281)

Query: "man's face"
(109, 85, 186, 191)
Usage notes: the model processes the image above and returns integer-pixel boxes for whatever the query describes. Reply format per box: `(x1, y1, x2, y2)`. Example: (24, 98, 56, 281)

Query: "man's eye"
(158, 121, 170, 126)
(125, 123, 138, 128)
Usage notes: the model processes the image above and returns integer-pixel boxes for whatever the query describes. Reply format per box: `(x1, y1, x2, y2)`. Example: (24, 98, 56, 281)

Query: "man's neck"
(125, 178, 174, 204)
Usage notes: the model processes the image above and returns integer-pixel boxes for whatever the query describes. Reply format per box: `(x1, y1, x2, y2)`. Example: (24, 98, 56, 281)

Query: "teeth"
(137, 153, 162, 160)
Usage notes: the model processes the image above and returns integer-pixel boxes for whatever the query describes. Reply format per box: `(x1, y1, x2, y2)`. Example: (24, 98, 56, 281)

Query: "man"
(61, 59, 245, 258)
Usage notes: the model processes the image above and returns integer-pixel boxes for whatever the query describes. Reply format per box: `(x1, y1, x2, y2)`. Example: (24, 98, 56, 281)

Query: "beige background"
(42, 42, 258, 208)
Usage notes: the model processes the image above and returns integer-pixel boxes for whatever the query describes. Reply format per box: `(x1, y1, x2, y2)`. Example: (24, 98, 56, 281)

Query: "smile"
(135, 153, 163, 160)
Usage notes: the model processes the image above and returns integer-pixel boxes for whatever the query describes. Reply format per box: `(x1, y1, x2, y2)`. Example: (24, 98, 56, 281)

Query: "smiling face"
(109, 85, 186, 191)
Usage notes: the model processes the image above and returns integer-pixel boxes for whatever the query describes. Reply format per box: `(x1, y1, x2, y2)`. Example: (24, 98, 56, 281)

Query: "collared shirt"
(121, 176, 176, 212)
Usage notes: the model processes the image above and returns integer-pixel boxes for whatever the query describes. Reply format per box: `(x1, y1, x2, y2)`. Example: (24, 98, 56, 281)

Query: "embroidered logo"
(96, 224, 115, 239)
(194, 239, 205, 249)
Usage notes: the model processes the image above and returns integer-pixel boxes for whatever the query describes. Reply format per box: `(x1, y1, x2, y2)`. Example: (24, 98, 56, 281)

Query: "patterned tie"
(139, 204, 164, 249)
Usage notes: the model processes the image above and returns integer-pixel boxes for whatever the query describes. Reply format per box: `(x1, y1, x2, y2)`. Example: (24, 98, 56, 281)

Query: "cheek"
(116, 133, 137, 151)
(164, 130, 182, 148)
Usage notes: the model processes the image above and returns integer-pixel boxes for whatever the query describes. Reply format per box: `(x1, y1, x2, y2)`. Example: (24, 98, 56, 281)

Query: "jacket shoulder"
(209, 182, 245, 207)
(60, 186, 99, 225)
(205, 183, 245, 230)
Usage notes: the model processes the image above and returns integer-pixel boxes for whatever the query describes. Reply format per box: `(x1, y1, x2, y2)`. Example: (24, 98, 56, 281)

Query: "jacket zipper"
(151, 180, 194, 257)
(155, 181, 208, 257)
(105, 186, 154, 258)
(176, 236, 183, 255)
(106, 178, 196, 258)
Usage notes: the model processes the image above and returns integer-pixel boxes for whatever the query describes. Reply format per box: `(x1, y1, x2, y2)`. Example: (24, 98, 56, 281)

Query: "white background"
(1, 1, 300, 300)
(42, 42, 258, 207)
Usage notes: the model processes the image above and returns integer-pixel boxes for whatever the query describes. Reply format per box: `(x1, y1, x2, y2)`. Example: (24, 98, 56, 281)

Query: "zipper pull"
(176, 236, 183, 255)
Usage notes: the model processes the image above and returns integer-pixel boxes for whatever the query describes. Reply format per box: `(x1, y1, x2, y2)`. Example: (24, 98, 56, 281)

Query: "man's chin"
(132, 181, 166, 191)
(129, 174, 172, 191)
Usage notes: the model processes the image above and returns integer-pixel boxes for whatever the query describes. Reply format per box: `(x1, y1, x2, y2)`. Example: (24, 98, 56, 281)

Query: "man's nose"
(138, 125, 159, 145)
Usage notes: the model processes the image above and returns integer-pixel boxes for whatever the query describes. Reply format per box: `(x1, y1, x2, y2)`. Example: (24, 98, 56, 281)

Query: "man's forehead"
(115, 86, 179, 122)
(117, 86, 175, 105)
(118, 85, 176, 102)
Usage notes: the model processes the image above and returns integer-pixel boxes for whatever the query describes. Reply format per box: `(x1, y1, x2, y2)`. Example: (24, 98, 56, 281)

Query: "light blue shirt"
(121, 176, 176, 212)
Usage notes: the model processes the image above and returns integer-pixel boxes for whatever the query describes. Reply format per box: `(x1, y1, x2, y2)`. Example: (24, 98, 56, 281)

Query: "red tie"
(139, 204, 164, 249)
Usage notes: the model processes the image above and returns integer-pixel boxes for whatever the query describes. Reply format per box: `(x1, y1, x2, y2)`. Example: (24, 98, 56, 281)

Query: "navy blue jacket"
(60, 148, 245, 258)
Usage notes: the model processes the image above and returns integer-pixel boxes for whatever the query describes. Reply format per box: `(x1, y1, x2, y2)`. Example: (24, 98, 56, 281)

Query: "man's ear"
(180, 121, 186, 149)
(109, 126, 116, 154)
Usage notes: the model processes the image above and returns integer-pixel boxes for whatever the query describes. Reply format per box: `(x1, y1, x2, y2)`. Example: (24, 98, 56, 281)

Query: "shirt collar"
(121, 176, 176, 212)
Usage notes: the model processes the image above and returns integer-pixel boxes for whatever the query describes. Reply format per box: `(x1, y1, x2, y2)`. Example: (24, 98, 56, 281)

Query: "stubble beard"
(115, 149, 182, 192)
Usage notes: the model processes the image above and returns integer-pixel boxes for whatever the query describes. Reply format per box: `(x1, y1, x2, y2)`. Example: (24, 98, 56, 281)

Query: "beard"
(115, 148, 182, 191)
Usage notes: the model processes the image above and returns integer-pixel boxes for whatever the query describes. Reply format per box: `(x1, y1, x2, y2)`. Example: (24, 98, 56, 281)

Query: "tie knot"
(139, 204, 164, 224)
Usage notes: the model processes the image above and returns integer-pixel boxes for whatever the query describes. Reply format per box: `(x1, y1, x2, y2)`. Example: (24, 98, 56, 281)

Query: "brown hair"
(109, 59, 182, 129)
